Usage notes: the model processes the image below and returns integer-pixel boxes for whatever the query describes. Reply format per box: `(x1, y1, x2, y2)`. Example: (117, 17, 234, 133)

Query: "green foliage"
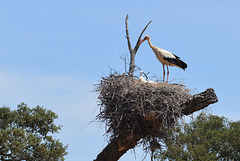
(0, 103, 68, 161)
(156, 113, 240, 161)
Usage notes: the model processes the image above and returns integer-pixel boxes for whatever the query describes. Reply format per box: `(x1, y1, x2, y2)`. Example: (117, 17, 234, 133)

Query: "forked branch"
(134, 20, 152, 53)
(125, 14, 151, 76)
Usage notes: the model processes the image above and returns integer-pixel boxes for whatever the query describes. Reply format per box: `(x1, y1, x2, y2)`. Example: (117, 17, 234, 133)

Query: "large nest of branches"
(95, 73, 192, 149)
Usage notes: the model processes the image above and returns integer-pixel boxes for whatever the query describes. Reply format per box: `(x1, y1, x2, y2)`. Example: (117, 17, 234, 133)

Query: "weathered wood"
(93, 134, 142, 161)
(181, 88, 218, 115)
(125, 14, 136, 77)
(134, 20, 152, 54)
(125, 14, 151, 77)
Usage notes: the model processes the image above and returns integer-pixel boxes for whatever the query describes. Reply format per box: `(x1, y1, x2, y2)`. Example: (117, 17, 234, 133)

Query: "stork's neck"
(147, 38, 154, 49)
(147, 38, 161, 55)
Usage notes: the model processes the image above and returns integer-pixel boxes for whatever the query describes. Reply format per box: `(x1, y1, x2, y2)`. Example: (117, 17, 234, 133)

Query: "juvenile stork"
(137, 35, 187, 83)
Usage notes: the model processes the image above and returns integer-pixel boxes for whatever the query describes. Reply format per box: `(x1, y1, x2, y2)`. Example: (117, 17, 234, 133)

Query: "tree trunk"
(93, 134, 142, 161)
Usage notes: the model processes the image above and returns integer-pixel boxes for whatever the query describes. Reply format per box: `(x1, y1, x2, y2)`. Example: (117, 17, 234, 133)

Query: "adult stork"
(137, 35, 187, 83)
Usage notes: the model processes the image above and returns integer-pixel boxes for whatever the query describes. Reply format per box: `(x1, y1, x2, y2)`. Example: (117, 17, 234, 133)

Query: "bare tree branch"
(181, 88, 218, 115)
(134, 20, 152, 53)
(125, 14, 151, 77)
(125, 14, 132, 53)
(120, 54, 128, 73)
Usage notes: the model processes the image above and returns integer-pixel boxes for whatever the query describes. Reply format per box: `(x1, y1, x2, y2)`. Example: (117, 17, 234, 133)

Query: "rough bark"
(93, 134, 142, 161)
(181, 88, 218, 115)
(94, 88, 218, 161)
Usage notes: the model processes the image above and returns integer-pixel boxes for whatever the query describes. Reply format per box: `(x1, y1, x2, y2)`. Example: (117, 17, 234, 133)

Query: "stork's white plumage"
(139, 70, 147, 82)
(138, 35, 187, 83)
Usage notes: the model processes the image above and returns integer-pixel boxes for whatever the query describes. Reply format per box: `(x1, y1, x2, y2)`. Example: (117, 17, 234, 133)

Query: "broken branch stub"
(181, 88, 218, 115)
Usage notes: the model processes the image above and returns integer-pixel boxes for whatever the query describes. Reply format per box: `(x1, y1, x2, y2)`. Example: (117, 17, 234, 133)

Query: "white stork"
(137, 35, 187, 83)
(139, 70, 147, 82)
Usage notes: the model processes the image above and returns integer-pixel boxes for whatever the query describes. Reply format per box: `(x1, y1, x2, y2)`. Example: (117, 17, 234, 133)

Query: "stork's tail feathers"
(172, 53, 187, 70)
(176, 59, 187, 70)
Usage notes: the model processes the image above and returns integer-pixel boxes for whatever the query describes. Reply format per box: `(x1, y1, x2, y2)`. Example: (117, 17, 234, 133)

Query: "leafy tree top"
(0, 103, 68, 161)
(157, 113, 240, 161)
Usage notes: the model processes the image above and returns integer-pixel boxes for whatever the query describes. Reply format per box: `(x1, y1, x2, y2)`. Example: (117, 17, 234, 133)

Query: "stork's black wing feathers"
(163, 53, 187, 70)
(172, 53, 180, 59)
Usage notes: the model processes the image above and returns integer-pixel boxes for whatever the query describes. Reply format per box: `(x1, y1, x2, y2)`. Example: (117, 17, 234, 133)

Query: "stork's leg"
(166, 65, 169, 83)
(162, 64, 165, 83)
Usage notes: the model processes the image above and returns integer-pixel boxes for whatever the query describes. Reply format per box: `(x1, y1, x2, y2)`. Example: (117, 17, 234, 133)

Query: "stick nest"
(95, 73, 192, 148)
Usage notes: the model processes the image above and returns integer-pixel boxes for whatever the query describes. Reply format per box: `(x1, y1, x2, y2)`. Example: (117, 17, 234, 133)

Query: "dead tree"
(93, 15, 218, 161)
(125, 14, 152, 77)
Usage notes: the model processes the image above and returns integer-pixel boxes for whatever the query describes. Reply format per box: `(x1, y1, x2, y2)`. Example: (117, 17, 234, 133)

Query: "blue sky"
(0, 0, 240, 160)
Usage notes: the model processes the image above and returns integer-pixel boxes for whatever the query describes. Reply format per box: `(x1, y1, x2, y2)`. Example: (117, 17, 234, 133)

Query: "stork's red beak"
(137, 39, 146, 46)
